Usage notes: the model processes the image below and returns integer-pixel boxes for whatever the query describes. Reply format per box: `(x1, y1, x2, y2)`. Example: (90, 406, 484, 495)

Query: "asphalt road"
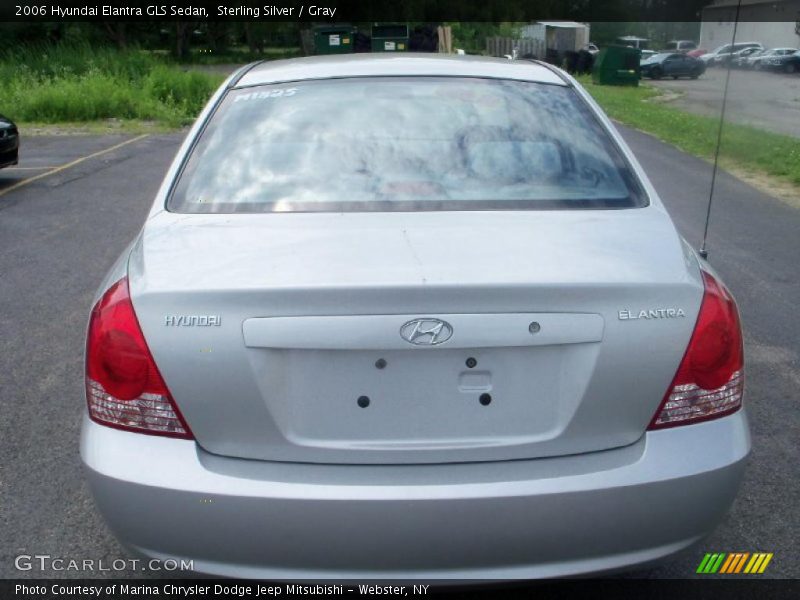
(647, 67, 800, 138)
(0, 127, 798, 580)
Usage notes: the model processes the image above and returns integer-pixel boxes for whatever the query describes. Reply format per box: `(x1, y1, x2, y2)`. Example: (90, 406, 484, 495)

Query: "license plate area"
(252, 344, 599, 451)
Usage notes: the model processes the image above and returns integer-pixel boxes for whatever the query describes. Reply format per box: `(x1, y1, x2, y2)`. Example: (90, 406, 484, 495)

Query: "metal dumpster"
(314, 26, 355, 54)
(371, 24, 410, 52)
(592, 46, 641, 85)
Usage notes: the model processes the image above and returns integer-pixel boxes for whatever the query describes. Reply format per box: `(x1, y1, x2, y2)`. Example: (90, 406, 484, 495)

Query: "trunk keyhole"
(357, 396, 370, 408)
(479, 393, 492, 406)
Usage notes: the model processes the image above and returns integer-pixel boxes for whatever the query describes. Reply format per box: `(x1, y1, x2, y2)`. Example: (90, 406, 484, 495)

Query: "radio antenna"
(699, 0, 742, 260)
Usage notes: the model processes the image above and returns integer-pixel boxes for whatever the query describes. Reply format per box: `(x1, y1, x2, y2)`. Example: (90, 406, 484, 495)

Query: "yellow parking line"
(0, 134, 149, 198)
(3, 166, 61, 170)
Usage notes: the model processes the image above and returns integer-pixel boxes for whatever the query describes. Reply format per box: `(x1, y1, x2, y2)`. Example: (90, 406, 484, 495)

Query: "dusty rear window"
(169, 77, 646, 213)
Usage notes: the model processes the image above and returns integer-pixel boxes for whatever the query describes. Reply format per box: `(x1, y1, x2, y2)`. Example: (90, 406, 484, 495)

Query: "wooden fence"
(485, 37, 545, 59)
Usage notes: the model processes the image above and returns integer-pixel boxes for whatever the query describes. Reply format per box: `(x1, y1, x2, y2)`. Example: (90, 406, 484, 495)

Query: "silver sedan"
(81, 54, 749, 579)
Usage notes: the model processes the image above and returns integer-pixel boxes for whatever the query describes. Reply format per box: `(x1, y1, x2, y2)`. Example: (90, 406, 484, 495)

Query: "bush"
(0, 42, 224, 127)
(144, 66, 218, 118)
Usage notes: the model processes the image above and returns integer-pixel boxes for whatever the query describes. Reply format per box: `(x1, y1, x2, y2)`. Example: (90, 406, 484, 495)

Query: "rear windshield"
(169, 77, 647, 213)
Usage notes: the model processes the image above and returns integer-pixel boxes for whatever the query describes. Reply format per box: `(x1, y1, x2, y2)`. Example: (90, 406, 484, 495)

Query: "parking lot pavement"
(0, 131, 798, 579)
(0, 134, 153, 204)
(646, 68, 800, 138)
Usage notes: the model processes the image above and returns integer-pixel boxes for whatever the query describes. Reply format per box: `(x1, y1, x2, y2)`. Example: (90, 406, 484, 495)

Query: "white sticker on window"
(233, 88, 298, 103)
(329, 34, 340, 46)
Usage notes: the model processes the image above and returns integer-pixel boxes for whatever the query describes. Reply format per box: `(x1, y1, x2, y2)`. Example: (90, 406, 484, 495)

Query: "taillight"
(85, 278, 193, 439)
(649, 270, 744, 429)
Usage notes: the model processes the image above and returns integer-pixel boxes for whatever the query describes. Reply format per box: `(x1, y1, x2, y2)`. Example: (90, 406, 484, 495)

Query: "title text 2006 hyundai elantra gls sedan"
(81, 55, 749, 579)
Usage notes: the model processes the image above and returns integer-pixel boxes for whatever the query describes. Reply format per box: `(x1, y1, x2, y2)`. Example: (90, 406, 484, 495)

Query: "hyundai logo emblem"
(399, 318, 453, 346)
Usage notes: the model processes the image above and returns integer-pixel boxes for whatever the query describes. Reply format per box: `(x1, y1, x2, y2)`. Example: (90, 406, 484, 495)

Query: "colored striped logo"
(697, 552, 773, 574)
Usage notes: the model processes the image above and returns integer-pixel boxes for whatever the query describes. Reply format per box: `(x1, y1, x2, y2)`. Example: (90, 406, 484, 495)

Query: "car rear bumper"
(81, 411, 750, 580)
(0, 135, 18, 168)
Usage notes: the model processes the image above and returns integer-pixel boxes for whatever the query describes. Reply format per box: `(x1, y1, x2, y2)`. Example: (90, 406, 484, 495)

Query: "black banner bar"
(3, 0, 799, 23)
(4, 579, 800, 600)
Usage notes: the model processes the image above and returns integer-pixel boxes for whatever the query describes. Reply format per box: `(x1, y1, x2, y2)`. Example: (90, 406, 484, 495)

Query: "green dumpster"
(313, 26, 355, 54)
(592, 46, 641, 86)
(371, 24, 409, 52)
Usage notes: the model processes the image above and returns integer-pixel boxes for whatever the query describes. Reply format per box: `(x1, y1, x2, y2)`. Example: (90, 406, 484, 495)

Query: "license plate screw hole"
(357, 396, 371, 408)
(479, 393, 492, 406)
(529, 322, 541, 334)
(466, 357, 477, 368)
(375, 358, 387, 369)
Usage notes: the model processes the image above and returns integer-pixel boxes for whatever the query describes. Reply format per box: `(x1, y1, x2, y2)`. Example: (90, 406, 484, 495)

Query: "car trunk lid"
(128, 208, 702, 464)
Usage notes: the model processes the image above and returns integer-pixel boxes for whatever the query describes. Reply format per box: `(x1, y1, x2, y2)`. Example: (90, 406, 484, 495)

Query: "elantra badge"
(618, 308, 686, 320)
(400, 318, 453, 346)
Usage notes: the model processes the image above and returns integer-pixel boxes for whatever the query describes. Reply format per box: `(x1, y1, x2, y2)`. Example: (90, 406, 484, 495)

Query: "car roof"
(234, 54, 568, 88)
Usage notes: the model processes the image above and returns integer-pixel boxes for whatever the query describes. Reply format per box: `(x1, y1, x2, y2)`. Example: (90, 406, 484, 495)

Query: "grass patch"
(1, 42, 225, 128)
(578, 75, 800, 186)
(19, 120, 182, 136)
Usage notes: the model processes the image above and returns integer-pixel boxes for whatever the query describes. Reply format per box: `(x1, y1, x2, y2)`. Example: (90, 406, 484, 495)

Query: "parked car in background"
(640, 52, 705, 79)
(664, 40, 697, 53)
(739, 48, 768, 69)
(700, 42, 763, 66)
(731, 46, 763, 68)
(0, 114, 18, 169)
(686, 48, 708, 58)
(640, 49, 656, 59)
(745, 48, 797, 70)
(763, 49, 800, 73)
